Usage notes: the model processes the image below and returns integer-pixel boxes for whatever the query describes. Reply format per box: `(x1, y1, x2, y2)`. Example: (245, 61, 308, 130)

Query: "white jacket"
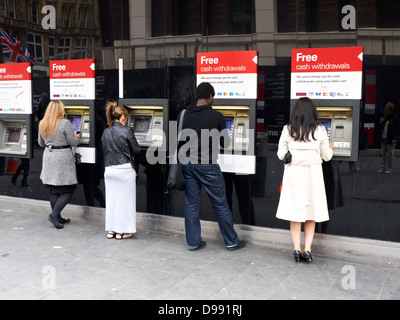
(277, 125, 333, 166)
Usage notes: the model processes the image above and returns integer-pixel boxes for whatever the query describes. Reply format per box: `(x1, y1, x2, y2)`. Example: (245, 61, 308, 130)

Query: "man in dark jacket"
(178, 82, 245, 251)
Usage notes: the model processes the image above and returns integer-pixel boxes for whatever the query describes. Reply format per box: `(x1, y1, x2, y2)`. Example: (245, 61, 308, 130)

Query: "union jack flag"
(0, 28, 36, 64)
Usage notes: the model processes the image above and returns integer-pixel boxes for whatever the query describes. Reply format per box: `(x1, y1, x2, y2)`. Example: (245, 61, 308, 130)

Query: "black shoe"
(11, 176, 17, 185)
(303, 250, 313, 263)
(59, 217, 71, 224)
(294, 250, 303, 263)
(227, 240, 246, 251)
(48, 214, 64, 229)
(188, 241, 206, 251)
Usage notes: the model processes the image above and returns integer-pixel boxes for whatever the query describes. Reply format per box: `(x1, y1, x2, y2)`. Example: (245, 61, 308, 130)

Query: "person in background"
(36, 92, 50, 122)
(276, 97, 333, 263)
(101, 101, 140, 240)
(11, 158, 30, 187)
(38, 100, 80, 229)
(178, 82, 245, 251)
(378, 102, 400, 174)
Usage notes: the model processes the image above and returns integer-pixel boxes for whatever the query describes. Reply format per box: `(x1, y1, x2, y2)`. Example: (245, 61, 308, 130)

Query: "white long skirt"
(104, 163, 137, 233)
(276, 163, 330, 223)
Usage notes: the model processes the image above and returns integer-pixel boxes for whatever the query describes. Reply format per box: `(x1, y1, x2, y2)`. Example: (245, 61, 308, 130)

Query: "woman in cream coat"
(276, 97, 333, 263)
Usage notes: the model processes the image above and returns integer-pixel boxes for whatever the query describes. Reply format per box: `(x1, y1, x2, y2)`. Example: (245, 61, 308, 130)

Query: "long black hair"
(288, 97, 319, 142)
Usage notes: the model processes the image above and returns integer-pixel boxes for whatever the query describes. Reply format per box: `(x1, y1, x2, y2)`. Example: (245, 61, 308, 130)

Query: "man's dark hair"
(195, 82, 215, 101)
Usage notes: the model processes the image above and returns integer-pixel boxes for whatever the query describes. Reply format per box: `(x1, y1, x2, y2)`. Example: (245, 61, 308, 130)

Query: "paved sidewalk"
(0, 202, 399, 302)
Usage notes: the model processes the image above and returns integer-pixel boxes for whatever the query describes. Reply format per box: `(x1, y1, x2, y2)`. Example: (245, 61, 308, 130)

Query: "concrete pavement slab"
(0, 196, 399, 304)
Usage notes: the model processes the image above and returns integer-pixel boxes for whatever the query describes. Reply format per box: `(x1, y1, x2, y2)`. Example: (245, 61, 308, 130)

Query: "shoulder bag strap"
(173, 109, 186, 164)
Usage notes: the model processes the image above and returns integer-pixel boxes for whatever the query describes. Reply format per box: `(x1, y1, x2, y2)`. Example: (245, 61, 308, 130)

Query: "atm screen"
(319, 119, 331, 133)
(67, 116, 82, 132)
(134, 117, 151, 133)
(5, 128, 21, 143)
(225, 118, 234, 135)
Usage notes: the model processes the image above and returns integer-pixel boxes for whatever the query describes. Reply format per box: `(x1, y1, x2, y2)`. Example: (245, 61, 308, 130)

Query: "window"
(75, 38, 88, 59)
(79, 7, 88, 28)
(0, 0, 6, 17)
(48, 37, 55, 57)
(305, 0, 340, 32)
(8, 0, 15, 18)
(277, 0, 399, 32)
(152, 0, 174, 36)
(204, 0, 230, 35)
(31, 2, 38, 24)
(27, 33, 43, 60)
(176, 0, 202, 35)
(231, 0, 255, 34)
(62, 6, 72, 27)
(57, 38, 71, 59)
(376, 0, 400, 28)
(151, 0, 254, 37)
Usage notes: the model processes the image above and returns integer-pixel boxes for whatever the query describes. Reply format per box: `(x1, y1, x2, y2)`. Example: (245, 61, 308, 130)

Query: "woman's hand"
(329, 142, 334, 149)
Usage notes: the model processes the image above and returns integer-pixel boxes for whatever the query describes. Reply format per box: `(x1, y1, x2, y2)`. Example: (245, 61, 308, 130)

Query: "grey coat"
(38, 118, 80, 186)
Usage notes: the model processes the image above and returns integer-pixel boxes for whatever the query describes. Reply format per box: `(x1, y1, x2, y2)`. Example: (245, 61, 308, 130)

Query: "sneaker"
(378, 168, 385, 173)
(226, 240, 246, 251)
(188, 241, 206, 251)
(385, 169, 392, 174)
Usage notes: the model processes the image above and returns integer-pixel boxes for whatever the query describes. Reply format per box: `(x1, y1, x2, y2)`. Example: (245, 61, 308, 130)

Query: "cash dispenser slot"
(126, 106, 164, 148)
(0, 119, 27, 156)
(64, 106, 91, 145)
(317, 107, 353, 157)
(212, 106, 250, 152)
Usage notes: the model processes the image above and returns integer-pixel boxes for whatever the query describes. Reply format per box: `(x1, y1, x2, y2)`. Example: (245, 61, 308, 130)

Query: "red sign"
(0, 62, 31, 81)
(196, 51, 258, 99)
(50, 59, 95, 79)
(50, 59, 96, 100)
(291, 47, 363, 73)
(197, 51, 258, 74)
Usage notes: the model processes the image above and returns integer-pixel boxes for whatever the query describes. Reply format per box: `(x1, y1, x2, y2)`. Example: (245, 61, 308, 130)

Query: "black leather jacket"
(101, 122, 141, 167)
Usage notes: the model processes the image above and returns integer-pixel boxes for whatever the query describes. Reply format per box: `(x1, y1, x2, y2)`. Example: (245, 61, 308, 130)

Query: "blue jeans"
(182, 163, 240, 248)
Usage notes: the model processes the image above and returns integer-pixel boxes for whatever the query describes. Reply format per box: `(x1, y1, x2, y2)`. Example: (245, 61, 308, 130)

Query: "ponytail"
(105, 101, 128, 127)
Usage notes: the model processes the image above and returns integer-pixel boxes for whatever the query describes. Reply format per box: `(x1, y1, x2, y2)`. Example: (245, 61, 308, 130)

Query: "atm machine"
(62, 100, 104, 207)
(119, 98, 169, 214)
(123, 100, 168, 150)
(290, 99, 360, 162)
(0, 114, 32, 162)
(63, 100, 96, 164)
(210, 99, 257, 224)
(211, 99, 256, 174)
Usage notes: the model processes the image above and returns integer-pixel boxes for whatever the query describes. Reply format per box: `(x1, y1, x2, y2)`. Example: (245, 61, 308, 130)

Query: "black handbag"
(167, 110, 186, 191)
(282, 151, 292, 164)
(74, 152, 82, 165)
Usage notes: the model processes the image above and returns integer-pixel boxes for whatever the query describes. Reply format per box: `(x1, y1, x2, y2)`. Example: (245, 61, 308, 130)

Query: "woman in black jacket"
(101, 101, 140, 239)
(378, 102, 400, 174)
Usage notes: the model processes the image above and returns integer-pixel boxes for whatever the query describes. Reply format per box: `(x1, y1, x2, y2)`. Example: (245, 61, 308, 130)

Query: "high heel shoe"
(293, 250, 302, 263)
(303, 250, 312, 263)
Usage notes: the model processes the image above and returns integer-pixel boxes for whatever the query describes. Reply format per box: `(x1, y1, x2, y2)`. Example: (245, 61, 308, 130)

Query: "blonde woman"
(101, 102, 140, 240)
(38, 100, 80, 229)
